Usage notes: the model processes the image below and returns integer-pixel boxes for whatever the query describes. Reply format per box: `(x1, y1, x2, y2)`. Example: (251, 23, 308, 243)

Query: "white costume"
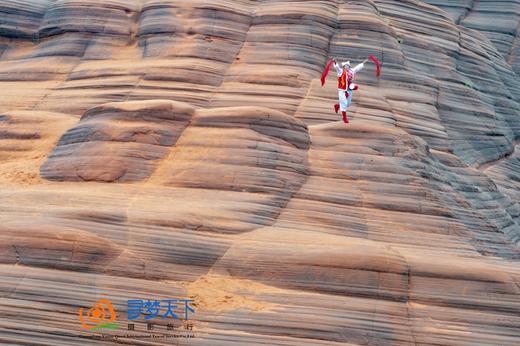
(333, 61, 365, 112)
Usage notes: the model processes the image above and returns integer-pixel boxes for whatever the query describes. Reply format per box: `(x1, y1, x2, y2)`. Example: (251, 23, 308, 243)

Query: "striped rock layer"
(0, 1, 520, 345)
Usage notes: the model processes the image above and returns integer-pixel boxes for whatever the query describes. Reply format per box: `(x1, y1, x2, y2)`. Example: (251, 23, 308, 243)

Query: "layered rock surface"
(1, 0, 520, 345)
(41, 100, 195, 182)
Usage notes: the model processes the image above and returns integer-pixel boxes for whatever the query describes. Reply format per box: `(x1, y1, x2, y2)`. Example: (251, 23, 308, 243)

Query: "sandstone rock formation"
(41, 100, 195, 182)
(0, 0, 520, 345)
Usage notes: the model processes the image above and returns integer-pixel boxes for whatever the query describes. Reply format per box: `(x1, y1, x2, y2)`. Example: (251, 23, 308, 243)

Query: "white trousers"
(338, 89, 353, 112)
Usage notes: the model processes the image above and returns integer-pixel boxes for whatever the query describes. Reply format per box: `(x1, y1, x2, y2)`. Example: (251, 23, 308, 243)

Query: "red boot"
(334, 103, 339, 114)
(342, 111, 349, 123)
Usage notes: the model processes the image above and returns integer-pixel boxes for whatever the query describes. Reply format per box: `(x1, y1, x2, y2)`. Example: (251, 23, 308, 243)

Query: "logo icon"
(79, 299, 118, 330)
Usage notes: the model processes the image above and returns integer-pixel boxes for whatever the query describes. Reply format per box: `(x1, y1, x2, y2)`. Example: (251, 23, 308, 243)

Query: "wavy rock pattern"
(1, 0, 520, 345)
(41, 100, 194, 182)
(425, 0, 520, 74)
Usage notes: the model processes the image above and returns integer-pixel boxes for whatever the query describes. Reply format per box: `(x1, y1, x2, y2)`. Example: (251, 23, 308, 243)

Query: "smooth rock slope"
(0, 1, 520, 345)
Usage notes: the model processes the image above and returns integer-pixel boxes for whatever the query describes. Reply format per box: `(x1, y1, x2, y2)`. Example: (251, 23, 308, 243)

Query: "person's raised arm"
(351, 58, 369, 75)
(351, 63, 364, 75)
(331, 58, 343, 76)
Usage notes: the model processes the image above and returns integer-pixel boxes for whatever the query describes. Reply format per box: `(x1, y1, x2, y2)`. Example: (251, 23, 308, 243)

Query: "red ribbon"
(320, 59, 334, 86)
(368, 55, 381, 77)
